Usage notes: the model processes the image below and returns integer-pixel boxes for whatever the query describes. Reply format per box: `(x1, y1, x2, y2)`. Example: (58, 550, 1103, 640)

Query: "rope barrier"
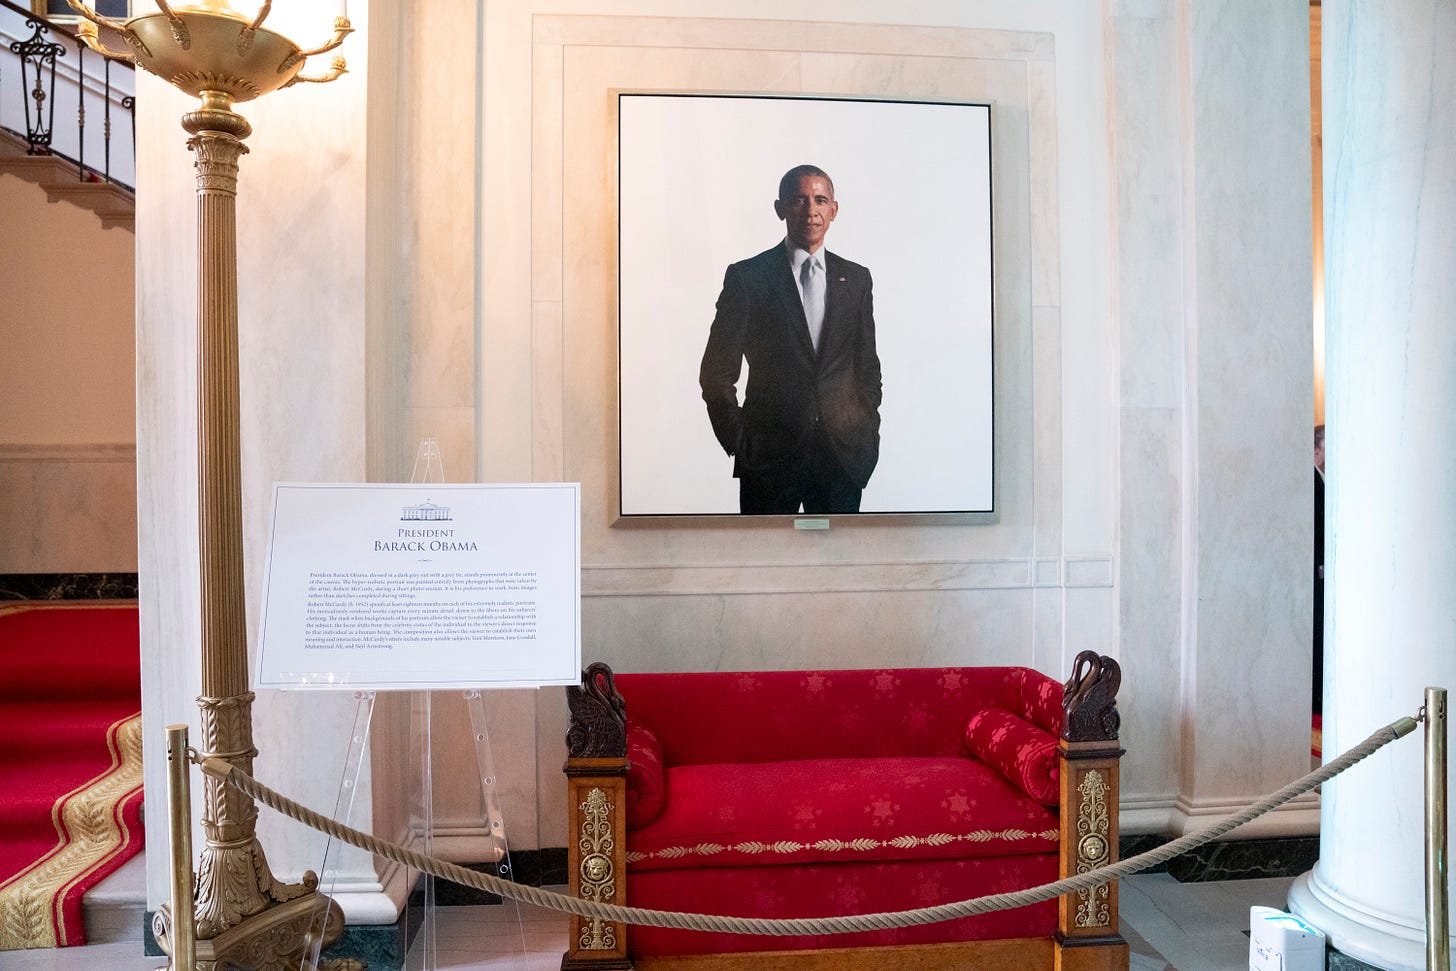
(196, 713, 1418, 939)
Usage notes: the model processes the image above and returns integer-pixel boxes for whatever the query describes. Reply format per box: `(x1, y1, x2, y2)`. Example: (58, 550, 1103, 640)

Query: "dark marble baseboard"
(0, 572, 138, 600)
(432, 847, 569, 906)
(1119, 834, 1320, 883)
(143, 910, 410, 965)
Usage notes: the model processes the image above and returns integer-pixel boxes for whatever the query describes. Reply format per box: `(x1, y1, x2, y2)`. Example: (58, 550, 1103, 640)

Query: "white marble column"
(1288, 3, 1456, 968)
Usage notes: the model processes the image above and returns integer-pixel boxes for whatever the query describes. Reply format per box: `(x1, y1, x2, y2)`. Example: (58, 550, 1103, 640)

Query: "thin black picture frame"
(615, 93, 996, 522)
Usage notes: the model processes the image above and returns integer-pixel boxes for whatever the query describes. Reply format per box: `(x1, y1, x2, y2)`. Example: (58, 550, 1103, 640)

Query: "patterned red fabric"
(1018, 668, 1066, 737)
(612, 666, 1069, 957)
(963, 709, 1060, 805)
(625, 723, 666, 828)
(616, 666, 1064, 766)
(628, 757, 1056, 871)
(627, 854, 1057, 956)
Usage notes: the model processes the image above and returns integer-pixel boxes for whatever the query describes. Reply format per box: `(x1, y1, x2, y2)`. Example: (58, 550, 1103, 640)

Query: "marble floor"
(0, 871, 1372, 971)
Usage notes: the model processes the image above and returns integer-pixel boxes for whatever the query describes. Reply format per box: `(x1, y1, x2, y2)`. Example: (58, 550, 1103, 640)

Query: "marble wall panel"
(533, 686, 571, 858)
(1106, 0, 1185, 822)
(425, 689, 541, 855)
(1186, 0, 1312, 802)
(404, 0, 477, 476)
(531, 14, 1055, 61)
(1103, 0, 1316, 829)
(1030, 585, 1064, 682)
(1025, 58, 1062, 312)
(529, 302, 566, 482)
(478, 5, 538, 486)
(580, 587, 1038, 678)
(1108, 3, 1184, 413)
(135, 70, 207, 912)
(1063, 586, 1116, 677)
(1032, 305, 1063, 558)
(1116, 407, 1182, 815)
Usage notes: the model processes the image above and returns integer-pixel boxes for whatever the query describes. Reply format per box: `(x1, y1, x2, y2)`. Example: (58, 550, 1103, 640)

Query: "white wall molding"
(1168, 792, 1319, 839)
(582, 556, 1114, 597)
(0, 442, 135, 462)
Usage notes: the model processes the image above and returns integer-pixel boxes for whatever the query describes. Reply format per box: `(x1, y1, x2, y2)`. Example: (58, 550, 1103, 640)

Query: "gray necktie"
(801, 256, 825, 350)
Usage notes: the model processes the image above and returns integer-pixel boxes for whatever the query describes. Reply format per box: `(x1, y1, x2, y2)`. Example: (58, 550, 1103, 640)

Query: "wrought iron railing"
(0, 0, 134, 191)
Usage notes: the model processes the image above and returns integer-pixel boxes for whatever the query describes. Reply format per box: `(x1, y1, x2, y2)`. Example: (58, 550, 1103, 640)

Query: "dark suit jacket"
(699, 243, 882, 489)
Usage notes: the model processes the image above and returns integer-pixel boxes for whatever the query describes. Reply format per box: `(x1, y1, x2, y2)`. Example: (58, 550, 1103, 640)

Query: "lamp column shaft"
(194, 130, 248, 704)
(185, 120, 276, 938)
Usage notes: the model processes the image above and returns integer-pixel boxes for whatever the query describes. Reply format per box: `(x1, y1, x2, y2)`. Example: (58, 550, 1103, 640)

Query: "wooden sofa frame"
(561, 652, 1127, 971)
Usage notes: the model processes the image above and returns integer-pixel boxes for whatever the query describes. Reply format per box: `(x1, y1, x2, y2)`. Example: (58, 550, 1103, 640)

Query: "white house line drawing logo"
(401, 500, 452, 522)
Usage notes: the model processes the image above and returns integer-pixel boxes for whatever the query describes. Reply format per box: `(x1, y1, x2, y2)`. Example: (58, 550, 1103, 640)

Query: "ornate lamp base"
(154, 893, 345, 971)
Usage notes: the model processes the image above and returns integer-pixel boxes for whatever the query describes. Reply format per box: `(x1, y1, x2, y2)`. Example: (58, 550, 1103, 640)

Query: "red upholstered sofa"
(562, 655, 1126, 971)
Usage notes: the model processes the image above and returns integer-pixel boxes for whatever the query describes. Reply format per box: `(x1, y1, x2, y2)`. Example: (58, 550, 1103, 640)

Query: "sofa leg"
(562, 954, 634, 971)
(563, 664, 635, 970)
(1057, 652, 1128, 971)
(1055, 935, 1131, 971)
(561, 767, 634, 970)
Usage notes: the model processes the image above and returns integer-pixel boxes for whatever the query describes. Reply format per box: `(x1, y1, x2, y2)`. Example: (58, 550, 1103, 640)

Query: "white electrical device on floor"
(1249, 905, 1327, 971)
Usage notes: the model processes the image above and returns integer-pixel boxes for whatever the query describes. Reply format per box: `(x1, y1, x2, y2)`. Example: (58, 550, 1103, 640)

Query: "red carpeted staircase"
(0, 602, 144, 949)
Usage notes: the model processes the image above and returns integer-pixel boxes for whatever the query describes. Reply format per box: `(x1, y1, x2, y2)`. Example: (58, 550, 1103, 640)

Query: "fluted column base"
(1289, 869, 1444, 971)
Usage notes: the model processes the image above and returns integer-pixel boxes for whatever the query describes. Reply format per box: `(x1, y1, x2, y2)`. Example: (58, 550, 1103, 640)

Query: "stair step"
(82, 851, 146, 945)
(0, 128, 134, 229)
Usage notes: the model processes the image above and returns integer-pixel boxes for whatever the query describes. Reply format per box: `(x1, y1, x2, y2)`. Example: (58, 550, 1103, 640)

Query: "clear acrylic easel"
(300, 437, 526, 970)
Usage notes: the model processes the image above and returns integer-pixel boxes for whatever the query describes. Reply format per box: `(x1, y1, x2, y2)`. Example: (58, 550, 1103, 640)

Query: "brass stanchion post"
(165, 725, 196, 971)
(1428, 687, 1449, 971)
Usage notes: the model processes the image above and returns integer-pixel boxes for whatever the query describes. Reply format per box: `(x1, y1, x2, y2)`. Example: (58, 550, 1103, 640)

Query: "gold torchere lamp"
(67, 2, 352, 967)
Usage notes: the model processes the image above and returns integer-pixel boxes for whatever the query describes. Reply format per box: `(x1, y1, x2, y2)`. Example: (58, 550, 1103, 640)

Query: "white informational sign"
(255, 483, 581, 690)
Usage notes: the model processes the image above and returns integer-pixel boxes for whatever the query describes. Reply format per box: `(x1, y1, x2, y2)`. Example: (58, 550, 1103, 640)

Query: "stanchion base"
(154, 891, 344, 970)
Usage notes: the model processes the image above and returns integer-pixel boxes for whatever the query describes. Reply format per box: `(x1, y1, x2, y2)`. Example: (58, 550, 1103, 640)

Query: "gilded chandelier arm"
(150, 0, 191, 49)
(295, 18, 354, 59)
(243, 0, 273, 33)
(285, 56, 348, 86)
(65, 1, 137, 62)
(237, 1, 272, 55)
(64, 0, 116, 28)
(73, 20, 137, 62)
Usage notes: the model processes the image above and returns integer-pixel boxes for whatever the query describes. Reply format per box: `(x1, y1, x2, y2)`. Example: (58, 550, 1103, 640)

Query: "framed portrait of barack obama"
(617, 94, 994, 519)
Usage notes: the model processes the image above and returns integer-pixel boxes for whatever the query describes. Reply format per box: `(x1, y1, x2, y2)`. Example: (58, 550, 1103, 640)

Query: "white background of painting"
(618, 95, 994, 515)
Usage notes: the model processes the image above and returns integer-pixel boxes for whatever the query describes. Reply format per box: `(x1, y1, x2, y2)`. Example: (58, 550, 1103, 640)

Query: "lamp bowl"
(127, 7, 306, 103)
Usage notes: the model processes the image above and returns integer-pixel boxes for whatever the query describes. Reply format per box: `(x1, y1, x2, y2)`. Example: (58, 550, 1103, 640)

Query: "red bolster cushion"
(626, 723, 666, 828)
(963, 708, 1060, 806)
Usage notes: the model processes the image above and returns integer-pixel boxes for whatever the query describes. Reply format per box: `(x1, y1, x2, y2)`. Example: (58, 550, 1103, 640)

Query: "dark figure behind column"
(1313, 424, 1325, 717)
